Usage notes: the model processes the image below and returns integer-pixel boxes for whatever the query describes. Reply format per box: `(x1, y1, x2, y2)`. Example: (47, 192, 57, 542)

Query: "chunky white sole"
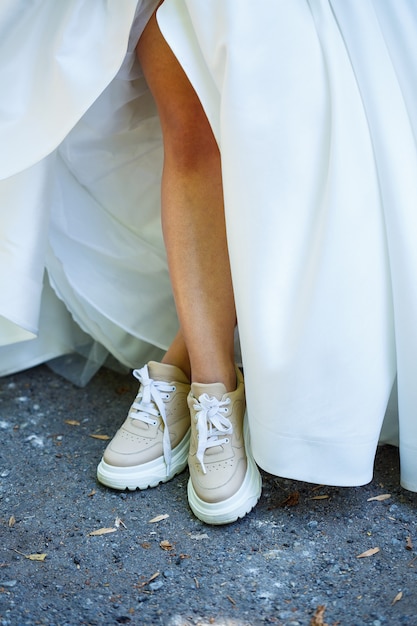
(96, 429, 190, 490)
(187, 419, 262, 525)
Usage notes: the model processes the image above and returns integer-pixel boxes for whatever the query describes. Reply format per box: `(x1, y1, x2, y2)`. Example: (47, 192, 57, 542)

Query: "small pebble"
(25, 434, 44, 448)
(149, 580, 164, 591)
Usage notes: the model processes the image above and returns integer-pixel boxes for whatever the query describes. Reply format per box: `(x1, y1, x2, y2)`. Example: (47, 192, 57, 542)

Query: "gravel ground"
(1, 364, 416, 626)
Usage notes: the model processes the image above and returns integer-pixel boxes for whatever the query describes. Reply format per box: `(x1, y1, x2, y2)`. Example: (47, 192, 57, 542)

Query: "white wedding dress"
(1, 0, 417, 491)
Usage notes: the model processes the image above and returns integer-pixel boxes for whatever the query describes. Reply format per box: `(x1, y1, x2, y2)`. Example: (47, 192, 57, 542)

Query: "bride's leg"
(136, 11, 236, 391)
(96, 7, 234, 493)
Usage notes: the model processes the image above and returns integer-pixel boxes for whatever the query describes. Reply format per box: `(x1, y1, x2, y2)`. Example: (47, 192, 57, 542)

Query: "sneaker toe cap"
(103, 428, 162, 467)
(189, 456, 247, 503)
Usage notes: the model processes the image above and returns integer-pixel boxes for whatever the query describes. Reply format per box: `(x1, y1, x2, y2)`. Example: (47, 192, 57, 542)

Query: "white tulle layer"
(0, 0, 172, 381)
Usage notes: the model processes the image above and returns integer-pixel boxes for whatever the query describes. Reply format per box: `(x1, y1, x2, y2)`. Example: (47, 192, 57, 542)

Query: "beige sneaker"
(187, 367, 262, 524)
(97, 361, 190, 490)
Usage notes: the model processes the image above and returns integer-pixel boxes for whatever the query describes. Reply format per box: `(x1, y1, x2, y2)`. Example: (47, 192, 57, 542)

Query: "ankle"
(191, 364, 238, 393)
(161, 356, 191, 381)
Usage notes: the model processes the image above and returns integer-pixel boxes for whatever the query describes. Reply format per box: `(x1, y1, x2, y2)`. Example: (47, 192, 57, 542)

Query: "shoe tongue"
(147, 361, 189, 384)
(191, 381, 227, 401)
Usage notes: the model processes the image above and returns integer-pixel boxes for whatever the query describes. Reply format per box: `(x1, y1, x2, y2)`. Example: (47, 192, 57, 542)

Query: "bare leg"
(137, 11, 236, 391)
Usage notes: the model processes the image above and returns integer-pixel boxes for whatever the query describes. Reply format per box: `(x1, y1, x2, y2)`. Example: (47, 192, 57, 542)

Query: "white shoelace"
(129, 365, 175, 474)
(193, 394, 233, 474)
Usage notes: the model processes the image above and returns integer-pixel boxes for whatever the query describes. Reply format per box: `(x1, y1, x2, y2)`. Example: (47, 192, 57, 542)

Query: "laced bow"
(193, 393, 232, 474)
(129, 365, 174, 474)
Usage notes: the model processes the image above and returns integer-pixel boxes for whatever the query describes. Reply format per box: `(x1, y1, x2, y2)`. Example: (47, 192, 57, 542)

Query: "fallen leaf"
(310, 495, 330, 500)
(356, 547, 380, 558)
(367, 494, 391, 502)
(89, 434, 111, 441)
(26, 553, 47, 561)
(64, 420, 80, 426)
(14, 549, 47, 561)
(136, 571, 160, 589)
(88, 527, 117, 536)
(8, 516, 15, 528)
(392, 591, 403, 605)
(310, 605, 328, 626)
(141, 542, 151, 549)
(148, 514, 169, 523)
(279, 491, 300, 507)
(87, 489, 96, 498)
(159, 540, 174, 551)
(406, 536, 413, 551)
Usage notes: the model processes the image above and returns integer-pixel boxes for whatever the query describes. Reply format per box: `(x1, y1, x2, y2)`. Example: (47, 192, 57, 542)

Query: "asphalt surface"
(1, 364, 417, 626)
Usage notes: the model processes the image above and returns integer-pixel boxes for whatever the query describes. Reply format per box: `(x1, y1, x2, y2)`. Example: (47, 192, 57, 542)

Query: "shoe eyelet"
(171, 386, 176, 391)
